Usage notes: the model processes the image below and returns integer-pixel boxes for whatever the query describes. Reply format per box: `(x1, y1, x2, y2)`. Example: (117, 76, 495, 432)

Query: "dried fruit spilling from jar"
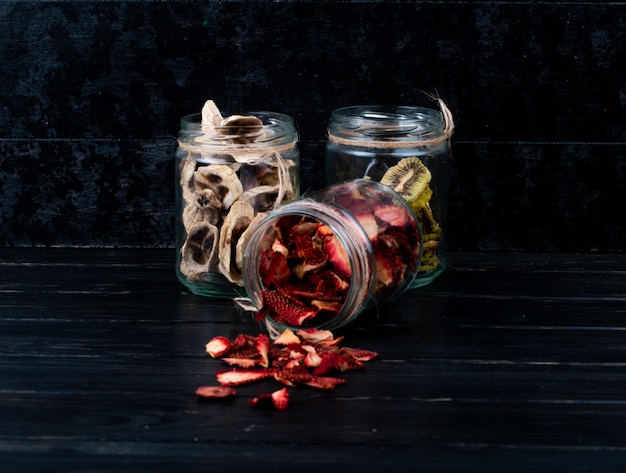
(196, 328, 378, 410)
(255, 181, 421, 327)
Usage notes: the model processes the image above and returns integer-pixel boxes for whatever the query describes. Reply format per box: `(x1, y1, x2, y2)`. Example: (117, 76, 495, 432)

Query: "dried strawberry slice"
(256, 290, 318, 326)
(274, 215, 305, 245)
(301, 344, 323, 368)
(216, 369, 273, 386)
(341, 346, 379, 362)
(205, 336, 231, 358)
(374, 234, 406, 292)
(307, 269, 349, 300)
(304, 375, 346, 390)
(312, 351, 339, 376)
(249, 387, 289, 411)
(256, 333, 271, 368)
(332, 351, 365, 372)
(296, 328, 335, 343)
(221, 357, 258, 368)
(274, 364, 313, 387)
(374, 203, 412, 229)
(324, 234, 351, 279)
(291, 237, 327, 278)
(195, 385, 237, 399)
(259, 247, 292, 289)
(311, 300, 344, 316)
(226, 333, 261, 359)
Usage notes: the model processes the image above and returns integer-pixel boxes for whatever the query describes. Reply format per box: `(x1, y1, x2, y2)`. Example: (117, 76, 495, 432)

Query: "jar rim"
(329, 105, 445, 142)
(178, 111, 297, 149)
(180, 111, 295, 131)
(241, 199, 375, 332)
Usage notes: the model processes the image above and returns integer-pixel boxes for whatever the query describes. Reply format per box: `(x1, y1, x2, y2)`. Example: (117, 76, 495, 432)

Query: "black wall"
(1, 1, 625, 251)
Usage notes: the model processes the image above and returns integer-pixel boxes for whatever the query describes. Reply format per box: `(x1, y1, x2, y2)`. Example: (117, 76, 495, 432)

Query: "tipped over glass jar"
(238, 179, 423, 335)
(325, 102, 454, 288)
(175, 101, 300, 297)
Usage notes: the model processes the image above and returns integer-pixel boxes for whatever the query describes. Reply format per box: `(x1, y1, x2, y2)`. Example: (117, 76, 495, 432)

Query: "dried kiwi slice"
(381, 157, 443, 273)
(380, 157, 432, 212)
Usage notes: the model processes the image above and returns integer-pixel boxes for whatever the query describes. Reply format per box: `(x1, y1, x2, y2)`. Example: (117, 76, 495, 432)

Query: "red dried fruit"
(274, 215, 305, 246)
(324, 234, 351, 279)
(311, 300, 344, 316)
(274, 365, 313, 387)
(195, 385, 237, 399)
(256, 333, 271, 368)
(259, 247, 292, 289)
(249, 387, 289, 411)
(216, 369, 273, 386)
(304, 375, 346, 390)
(301, 344, 323, 368)
(227, 333, 262, 359)
(332, 352, 365, 372)
(221, 357, 258, 368)
(308, 269, 349, 297)
(312, 351, 339, 376)
(374, 203, 412, 229)
(201, 330, 377, 409)
(341, 346, 379, 362)
(257, 290, 318, 326)
(205, 336, 231, 358)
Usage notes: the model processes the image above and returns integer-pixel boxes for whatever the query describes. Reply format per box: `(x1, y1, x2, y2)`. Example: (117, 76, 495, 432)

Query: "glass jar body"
(175, 111, 300, 297)
(241, 179, 422, 333)
(325, 105, 451, 288)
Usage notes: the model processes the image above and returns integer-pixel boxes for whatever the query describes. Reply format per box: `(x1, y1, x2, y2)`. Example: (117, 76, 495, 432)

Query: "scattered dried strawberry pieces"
(198, 329, 378, 410)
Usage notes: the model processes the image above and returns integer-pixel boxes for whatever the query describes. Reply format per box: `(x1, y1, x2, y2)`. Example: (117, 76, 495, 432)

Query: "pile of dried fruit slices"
(196, 328, 378, 410)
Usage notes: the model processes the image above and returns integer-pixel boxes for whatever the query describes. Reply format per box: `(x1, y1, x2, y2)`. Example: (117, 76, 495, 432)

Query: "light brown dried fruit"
(195, 385, 237, 399)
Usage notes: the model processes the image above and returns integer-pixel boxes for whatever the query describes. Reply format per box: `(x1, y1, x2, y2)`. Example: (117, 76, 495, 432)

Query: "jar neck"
(178, 111, 298, 151)
(327, 103, 453, 148)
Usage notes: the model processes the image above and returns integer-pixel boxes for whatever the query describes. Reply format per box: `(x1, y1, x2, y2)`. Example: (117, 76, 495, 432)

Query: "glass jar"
(239, 179, 422, 335)
(175, 110, 300, 297)
(325, 102, 453, 288)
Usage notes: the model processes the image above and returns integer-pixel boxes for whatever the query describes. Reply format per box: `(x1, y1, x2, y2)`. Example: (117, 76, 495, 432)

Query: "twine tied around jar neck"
(327, 98, 455, 149)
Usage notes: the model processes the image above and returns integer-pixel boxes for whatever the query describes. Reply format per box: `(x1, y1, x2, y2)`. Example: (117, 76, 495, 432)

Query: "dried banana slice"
(242, 185, 290, 213)
(180, 222, 220, 280)
(221, 114, 264, 144)
(194, 164, 243, 211)
(201, 99, 224, 126)
(235, 211, 267, 277)
(218, 200, 256, 285)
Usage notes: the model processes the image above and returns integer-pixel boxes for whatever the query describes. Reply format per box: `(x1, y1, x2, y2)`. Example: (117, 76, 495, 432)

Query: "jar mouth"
(179, 111, 297, 147)
(329, 105, 444, 141)
(241, 201, 375, 332)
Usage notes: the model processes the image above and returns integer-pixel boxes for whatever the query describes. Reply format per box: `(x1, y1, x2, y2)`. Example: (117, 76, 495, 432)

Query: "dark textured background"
(1, 1, 625, 251)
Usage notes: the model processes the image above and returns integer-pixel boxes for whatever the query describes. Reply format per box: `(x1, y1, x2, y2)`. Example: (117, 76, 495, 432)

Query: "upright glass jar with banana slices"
(175, 100, 300, 297)
(325, 103, 454, 288)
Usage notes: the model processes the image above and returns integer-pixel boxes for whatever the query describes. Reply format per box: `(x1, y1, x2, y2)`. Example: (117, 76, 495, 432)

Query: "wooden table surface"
(2, 248, 626, 472)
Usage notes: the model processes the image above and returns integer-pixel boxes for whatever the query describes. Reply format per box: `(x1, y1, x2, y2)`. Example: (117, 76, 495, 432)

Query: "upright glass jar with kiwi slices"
(325, 103, 453, 288)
